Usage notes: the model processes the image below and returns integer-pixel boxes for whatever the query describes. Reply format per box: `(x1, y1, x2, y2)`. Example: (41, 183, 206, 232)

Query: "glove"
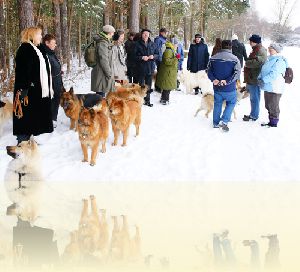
(176, 53, 181, 60)
(19, 89, 28, 99)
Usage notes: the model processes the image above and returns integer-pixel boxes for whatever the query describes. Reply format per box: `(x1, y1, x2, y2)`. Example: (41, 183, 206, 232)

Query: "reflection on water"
(0, 181, 298, 271)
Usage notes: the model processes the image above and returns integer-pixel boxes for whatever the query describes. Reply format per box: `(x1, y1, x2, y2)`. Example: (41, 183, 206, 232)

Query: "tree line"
(0, 0, 296, 87)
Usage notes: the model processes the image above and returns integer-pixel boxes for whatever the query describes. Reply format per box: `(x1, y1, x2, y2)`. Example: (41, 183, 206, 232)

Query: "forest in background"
(0, 0, 298, 91)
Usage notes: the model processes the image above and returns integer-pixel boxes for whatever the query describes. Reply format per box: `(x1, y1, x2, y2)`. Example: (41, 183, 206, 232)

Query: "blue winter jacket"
(207, 49, 241, 92)
(177, 43, 184, 71)
(187, 42, 209, 73)
(154, 35, 167, 64)
(257, 55, 288, 94)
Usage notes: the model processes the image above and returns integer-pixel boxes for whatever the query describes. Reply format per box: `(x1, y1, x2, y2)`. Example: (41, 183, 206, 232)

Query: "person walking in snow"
(243, 34, 267, 122)
(207, 40, 241, 132)
(258, 43, 288, 127)
(91, 25, 115, 97)
(187, 34, 210, 95)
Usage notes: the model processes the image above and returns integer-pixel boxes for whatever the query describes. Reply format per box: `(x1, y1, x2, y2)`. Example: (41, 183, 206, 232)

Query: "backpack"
(284, 67, 293, 84)
(84, 41, 97, 68)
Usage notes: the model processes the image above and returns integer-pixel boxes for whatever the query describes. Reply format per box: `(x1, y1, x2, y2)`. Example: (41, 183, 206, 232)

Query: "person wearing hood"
(243, 34, 267, 122)
(112, 29, 127, 83)
(134, 29, 159, 107)
(187, 34, 210, 95)
(91, 25, 115, 97)
(42, 34, 63, 128)
(207, 40, 241, 132)
(155, 41, 179, 105)
(258, 43, 288, 127)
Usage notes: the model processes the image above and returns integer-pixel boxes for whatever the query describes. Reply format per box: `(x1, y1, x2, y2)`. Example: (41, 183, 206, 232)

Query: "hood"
(93, 32, 109, 43)
(165, 41, 175, 50)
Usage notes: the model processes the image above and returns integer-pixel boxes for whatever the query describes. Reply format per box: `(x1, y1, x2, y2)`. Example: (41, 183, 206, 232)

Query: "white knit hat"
(103, 25, 115, 33)
(232, 34, 238, 40)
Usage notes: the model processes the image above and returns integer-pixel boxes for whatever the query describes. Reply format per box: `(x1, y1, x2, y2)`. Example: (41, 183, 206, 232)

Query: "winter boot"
(194, 87, 200, 95)
(243, 115, 257, 121)
(219, 121, 229, 132)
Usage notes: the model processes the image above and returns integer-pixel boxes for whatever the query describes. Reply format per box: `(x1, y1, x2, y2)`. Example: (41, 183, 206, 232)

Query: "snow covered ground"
(0, 44, 300, 271)
(0, 44, 299, 182)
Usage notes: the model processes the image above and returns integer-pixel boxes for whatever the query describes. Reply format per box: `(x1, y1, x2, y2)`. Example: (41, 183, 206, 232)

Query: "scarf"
(29, 42, 53, 98)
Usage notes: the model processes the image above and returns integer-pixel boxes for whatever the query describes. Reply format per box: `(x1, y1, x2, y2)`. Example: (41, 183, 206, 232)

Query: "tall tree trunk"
(0, 0, 5, 73)
(66, 0, 73, 74)
(183, 16, 188, 50)
(158, 3, 165, 30)
(129, 0, 140, 33)
(119, 10, 124, 29)
(103, 0, 110, 26)
(78, 7, 82, 67)
(35, 0, 43, 26)
(17, 0, 34, 32)
(60, 0, 68, 63)
(53, 0, 62, 61)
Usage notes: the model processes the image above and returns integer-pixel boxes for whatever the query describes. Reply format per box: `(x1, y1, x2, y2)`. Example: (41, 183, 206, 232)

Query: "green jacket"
(244, 44, 267, 85)
(91, 32, 115, 93)
(155, 42, 178, 91)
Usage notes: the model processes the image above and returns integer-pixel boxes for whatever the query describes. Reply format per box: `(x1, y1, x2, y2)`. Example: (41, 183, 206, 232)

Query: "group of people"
(208, 34, 288, 132)
(11, 24, 289, 144)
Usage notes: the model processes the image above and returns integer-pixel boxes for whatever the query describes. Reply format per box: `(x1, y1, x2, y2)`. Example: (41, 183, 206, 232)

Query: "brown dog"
(60, 87, 83, 131)
(106, 84, 147, 107)
(109, 97, 141, 147)
(78, 100, 109, 166)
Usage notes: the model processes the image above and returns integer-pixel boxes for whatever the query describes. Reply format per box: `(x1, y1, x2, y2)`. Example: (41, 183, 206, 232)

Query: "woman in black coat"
(14, 27, 53, 143)
(41, 34, 63, 127)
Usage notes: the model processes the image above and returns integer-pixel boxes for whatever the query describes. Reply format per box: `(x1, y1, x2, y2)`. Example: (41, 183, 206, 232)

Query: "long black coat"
(134, 39, 159, 77)
(232, 39, 248, 67)
(187, 42, 209, 73)
(13, 43, 53, 136)
(41, 44, 63, 96)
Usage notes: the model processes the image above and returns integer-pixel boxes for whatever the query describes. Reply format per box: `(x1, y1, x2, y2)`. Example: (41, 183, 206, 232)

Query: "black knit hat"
(249, 34, 262, 44)
(195, 33, 202, 38)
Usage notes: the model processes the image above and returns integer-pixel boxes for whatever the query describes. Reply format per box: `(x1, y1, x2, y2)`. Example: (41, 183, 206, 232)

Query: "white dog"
(178, 70, 213, 94)
(4, 138, 43, 222)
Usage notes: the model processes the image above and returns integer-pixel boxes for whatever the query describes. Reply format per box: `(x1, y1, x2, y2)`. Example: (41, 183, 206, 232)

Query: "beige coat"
(112, 43, 127, 81)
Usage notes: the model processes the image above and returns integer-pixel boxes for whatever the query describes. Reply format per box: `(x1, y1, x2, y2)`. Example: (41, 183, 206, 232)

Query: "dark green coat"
(155, 44, 178, 91)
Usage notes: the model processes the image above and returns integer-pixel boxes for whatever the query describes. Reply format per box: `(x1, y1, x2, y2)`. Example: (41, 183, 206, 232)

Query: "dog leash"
(13, 91, 28, 119)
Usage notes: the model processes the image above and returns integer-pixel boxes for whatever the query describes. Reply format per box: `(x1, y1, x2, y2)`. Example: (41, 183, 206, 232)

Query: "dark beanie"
(195, 33, 202, 38)
(249, 34, 262, 44)
(141, 28, 152, 34)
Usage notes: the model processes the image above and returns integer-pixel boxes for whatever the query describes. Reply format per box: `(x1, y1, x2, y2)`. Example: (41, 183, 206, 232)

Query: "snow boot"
(219, 122, 229, 132)
(243, 115, 257, 121)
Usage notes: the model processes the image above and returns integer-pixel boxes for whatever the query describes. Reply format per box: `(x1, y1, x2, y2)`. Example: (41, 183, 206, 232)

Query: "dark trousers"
(161, 90, 170, 102)
(16, 134, 31, 144)
(264, 92, 282, 124)
(51, 93, 60, 121)
(138, 74, 153, 103)
(127, 67, 138, 83)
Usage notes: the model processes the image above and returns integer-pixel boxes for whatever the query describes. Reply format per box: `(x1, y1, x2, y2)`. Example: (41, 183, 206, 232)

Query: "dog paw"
(101, 149, 106, 153)
(121, 143, 127, 147)
(90, 162, 95, 166)
(111, 143, 117, 146)
(82, 159, 88, 163)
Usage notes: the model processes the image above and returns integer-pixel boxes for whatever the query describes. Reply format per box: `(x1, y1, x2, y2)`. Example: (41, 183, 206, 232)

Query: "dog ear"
(69, 87, 74, 95)
(61, 86, 66, 93)
(28, 136, 36, 147)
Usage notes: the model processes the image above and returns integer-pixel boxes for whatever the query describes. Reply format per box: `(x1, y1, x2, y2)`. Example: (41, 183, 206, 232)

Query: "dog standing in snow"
(178, 70, 213, 94)
(4, 138, 43, 222)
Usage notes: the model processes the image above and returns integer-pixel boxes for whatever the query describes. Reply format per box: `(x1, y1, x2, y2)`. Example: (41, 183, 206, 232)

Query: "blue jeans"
(247, 84, 261, 119)
(213, 91, 237, 126)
